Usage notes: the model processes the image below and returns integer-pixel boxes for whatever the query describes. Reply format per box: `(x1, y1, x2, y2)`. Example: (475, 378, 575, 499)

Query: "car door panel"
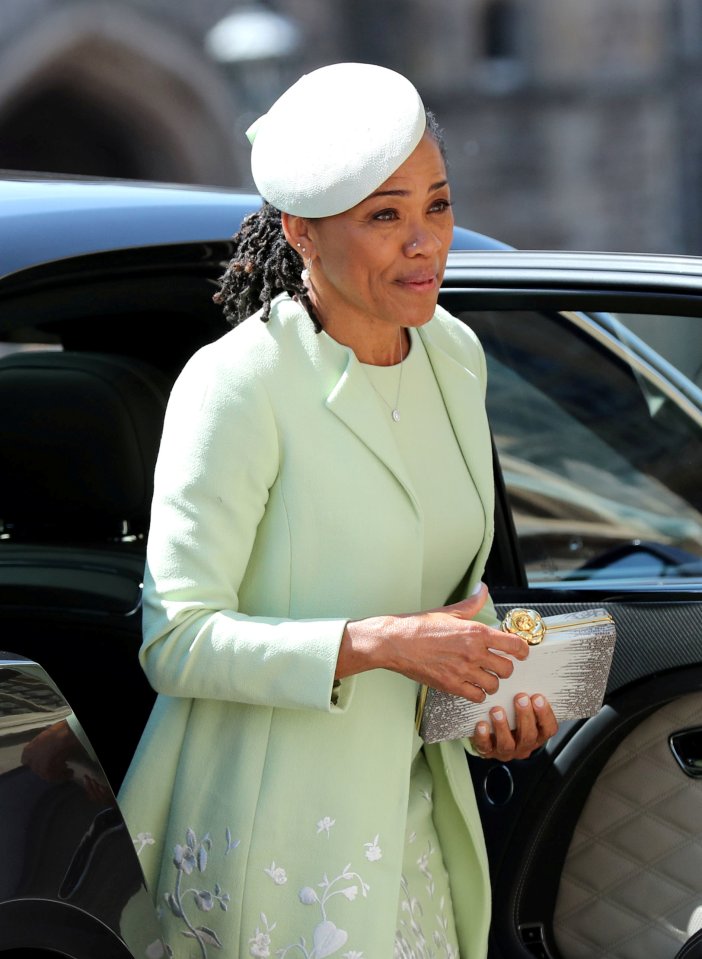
(474, 600, 702, 959)
(438, 275, 702, 959)
(552, 691, 702, 959)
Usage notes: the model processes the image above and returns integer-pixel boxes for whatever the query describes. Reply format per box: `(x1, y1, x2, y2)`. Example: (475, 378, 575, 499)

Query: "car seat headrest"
(0, 351, 172, 541)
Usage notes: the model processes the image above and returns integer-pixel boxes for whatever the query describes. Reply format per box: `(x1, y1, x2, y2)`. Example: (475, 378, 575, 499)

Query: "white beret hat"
(246, 62, 427, 218)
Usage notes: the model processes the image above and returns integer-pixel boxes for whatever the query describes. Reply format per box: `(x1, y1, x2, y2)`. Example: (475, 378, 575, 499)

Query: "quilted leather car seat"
(0, 350, 171, 542)
(553, 692, 702, 959)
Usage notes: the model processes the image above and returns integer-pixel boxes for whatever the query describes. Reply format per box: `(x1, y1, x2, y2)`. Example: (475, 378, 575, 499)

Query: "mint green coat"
(118, 294, 498, 959)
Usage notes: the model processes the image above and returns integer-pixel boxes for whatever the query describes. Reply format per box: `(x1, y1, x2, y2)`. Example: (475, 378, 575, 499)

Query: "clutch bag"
(416, 606, 617, 744)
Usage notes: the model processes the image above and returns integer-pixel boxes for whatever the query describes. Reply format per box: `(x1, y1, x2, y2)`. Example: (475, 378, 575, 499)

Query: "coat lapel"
(419, 323, 496, 587)
(289, 296, 494, 568)
(287, 299, 422, 518)
(325, 348, 423, 519)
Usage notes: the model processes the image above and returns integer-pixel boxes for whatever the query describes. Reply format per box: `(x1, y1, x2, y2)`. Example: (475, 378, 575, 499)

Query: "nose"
(404, 229, 441, 256)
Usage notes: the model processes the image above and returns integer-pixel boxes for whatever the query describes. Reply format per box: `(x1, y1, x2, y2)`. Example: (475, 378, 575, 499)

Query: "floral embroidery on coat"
(363, 836, 382, 862)
(316, 816, 336, 838)
(134, 819, 379, 958)
(393, 790, 459, 959)
(134, 831, 156, 856)
(248, 819, 374, 958)
(161, 827, 238, 958)
(265, 862, 288, 885)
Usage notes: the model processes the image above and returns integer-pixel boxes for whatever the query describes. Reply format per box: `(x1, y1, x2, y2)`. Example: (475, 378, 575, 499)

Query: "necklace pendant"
(392, 409, 401, 423)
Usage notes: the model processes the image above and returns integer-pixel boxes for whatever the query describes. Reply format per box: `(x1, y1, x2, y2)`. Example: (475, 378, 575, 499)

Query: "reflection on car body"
(0, 658, 162, 955)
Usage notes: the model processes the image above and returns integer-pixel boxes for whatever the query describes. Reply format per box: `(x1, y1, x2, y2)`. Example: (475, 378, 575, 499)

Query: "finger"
(471, 721, 493, 758)
(488, 631, 530, 661)
(490, 707, 515, 756)
(471, 669, 499, 696)
(513, 693, 539, 754)
(483, 649, 518, 679)
(457, 679, 490, 703)
(532, 694, 558, 740)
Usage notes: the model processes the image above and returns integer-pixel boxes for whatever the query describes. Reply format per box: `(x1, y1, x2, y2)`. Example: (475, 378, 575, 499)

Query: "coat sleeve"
(139, 341, 351, 713)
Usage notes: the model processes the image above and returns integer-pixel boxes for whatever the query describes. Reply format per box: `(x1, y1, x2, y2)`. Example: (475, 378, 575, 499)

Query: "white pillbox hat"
(246, 62, 427, 218)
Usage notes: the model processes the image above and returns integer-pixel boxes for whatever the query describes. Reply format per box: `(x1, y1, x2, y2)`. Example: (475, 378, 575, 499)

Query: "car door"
(438, 251, 702, 959)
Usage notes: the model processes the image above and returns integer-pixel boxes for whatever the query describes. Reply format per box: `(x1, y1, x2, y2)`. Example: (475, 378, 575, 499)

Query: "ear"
(281, 213, 314, 258)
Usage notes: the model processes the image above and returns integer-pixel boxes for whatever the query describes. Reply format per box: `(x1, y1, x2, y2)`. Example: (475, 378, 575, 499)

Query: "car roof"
(443, 248, 702, 285)
(0, 172, 263, 277)
(0, 170, 512, 278)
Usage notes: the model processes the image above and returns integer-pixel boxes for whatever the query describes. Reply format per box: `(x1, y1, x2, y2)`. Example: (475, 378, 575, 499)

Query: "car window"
(458, 308, 702, 587)
(611, 311, 702, 391)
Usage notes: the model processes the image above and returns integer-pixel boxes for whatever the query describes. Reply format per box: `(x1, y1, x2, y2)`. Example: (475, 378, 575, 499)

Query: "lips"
(396, 272, 438, 291)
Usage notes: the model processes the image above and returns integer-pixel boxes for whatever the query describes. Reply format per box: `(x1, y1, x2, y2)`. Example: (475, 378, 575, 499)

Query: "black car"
(0, 171, 701, 959)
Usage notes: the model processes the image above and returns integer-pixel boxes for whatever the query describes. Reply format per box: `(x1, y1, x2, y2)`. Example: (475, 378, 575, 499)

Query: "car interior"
(0, 242, 236, 790)
(0, 349, 170, 787)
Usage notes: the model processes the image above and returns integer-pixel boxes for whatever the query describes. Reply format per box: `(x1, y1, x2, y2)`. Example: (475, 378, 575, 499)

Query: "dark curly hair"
(213, 110, 447, 331)
(213, 202, 321, 330)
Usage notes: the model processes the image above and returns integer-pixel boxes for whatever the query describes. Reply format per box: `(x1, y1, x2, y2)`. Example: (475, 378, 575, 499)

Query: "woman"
(119, 62, 557, 959)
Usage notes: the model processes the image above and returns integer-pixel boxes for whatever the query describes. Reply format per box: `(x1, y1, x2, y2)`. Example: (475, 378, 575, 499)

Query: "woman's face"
(302, 133, 454, 348)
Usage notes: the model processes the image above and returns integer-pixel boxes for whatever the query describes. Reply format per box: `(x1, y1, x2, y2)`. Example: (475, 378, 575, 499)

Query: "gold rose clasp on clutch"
(502, 607, 546, 645)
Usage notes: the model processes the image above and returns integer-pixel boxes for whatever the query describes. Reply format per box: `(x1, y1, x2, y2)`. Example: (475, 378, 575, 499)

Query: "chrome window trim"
(559, 309, 702, 429)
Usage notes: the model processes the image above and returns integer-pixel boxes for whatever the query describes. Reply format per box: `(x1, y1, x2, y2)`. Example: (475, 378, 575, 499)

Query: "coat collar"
(276, 295, 495, 592)
(324, 343, 423, 515)
(311, 310, 493, 531)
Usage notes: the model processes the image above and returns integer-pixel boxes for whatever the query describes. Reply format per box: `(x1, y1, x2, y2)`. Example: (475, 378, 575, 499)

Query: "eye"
(429, 198, 453, 214)
(372, 208, 399, 222)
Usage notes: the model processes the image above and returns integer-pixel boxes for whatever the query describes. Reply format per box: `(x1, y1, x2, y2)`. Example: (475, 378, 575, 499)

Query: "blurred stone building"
(0, 0, 701, 254)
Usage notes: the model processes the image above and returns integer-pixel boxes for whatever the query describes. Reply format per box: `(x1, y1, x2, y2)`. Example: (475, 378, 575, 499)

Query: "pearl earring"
(297, 244, 311, 287)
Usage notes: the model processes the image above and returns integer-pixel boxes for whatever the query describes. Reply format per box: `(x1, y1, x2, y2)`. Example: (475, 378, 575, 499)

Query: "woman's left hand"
(470, 693, 558, 761)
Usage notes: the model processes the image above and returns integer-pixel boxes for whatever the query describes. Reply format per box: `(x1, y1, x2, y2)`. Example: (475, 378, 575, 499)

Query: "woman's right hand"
(336, 583, 529, 702)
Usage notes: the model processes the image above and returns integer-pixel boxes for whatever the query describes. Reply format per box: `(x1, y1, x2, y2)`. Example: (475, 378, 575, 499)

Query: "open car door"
(438, 251, 702, 959)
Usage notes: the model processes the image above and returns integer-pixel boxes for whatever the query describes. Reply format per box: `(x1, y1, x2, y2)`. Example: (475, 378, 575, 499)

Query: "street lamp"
(204, 4, 302, 118)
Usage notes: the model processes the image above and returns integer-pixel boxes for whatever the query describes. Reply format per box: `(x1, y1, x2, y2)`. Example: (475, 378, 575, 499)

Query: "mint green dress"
(363, 329, 484, 958)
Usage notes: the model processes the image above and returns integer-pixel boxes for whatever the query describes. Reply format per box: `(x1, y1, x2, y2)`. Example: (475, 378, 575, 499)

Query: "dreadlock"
(212, 110, 446, 332)
(212, 202, 320, 331)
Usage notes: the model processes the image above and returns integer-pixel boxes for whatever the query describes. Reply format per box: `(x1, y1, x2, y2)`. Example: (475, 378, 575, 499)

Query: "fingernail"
(470, 581, 484, 596)
(517, 694, 529, 708)
(534, 695, 545, 709)
(476, 722, 489, 735)
(492, 708, 505, 721)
